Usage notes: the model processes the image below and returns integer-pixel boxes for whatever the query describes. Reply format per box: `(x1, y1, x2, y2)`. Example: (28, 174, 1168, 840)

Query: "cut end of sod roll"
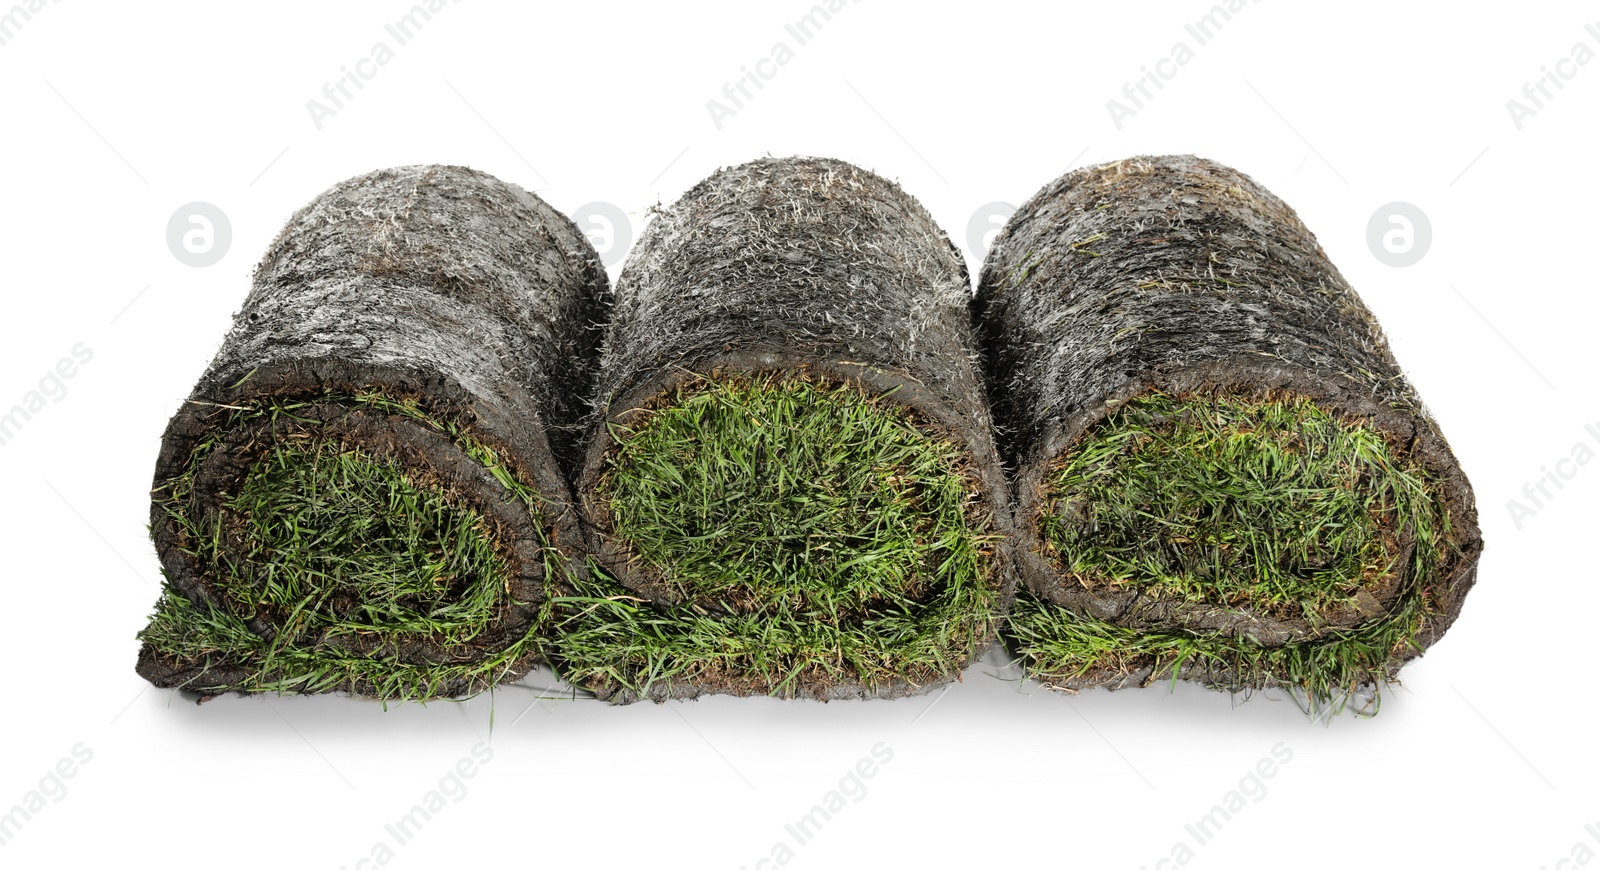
(139, 393, 558, 701)
(977, 155, 1481, 714)
(136, 165, 609, 701)
(557, 156, 1016, 702)
(575, 371, 1001, 699)
(1012, 390, 1447, 707)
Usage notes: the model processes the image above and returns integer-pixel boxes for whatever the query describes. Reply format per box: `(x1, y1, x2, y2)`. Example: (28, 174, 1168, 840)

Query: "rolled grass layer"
(137, 165, 608, 700)
(558, 156, 1015, 702)
(975, 155, 1481, 710)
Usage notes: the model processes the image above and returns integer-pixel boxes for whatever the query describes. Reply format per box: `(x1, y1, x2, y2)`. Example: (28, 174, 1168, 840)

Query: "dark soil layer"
(137, 164, 609, 700)
(561, 156, 1016, 702)
(975, 155, 1481, 705)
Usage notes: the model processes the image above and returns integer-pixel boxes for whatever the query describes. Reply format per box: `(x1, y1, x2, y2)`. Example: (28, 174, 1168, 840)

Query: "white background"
(0, 2, 1594, 867)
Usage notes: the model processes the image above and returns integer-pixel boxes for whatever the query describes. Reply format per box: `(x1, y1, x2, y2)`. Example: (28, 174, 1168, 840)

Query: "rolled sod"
(136, 164, 609, 700)
(556, 156, 1016, 702)
(975, 155, 1482, 711)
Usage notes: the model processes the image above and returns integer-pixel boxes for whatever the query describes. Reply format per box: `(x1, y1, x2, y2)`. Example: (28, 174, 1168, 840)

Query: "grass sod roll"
(975, 155, 1482, 712)
(559, 156, 1016, 702)
(136, 164, 609, 701)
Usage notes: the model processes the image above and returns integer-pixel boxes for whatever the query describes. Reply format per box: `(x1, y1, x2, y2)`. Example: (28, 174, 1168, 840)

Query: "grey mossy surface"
(974, 154, 1481, 692)
(139, 164, 609, 698)
(569, 155, 1018, 702)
